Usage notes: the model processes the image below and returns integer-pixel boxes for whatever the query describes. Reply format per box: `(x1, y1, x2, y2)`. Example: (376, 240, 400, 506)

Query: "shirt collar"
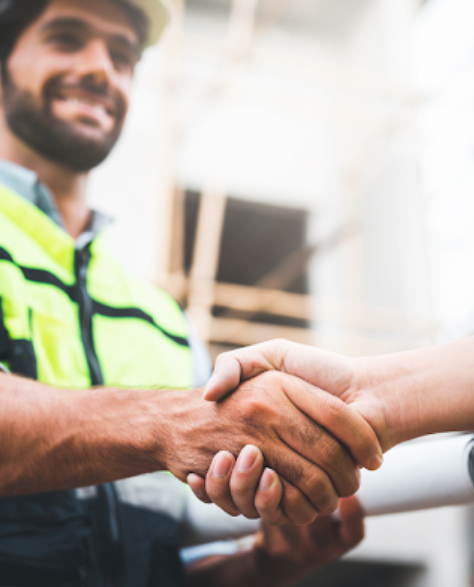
(0, 159, 112, 246)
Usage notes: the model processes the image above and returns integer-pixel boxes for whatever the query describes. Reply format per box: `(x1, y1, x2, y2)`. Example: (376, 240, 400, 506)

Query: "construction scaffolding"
(156, 0, 435, 359)
(87, 1, 474, 586)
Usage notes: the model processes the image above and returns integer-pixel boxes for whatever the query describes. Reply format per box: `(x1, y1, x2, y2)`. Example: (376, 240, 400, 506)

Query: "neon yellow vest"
(0, 184, 193, 390)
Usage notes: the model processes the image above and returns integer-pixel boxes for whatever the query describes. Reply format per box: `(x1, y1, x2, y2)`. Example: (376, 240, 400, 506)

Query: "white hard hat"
(125, 0, 170, 48)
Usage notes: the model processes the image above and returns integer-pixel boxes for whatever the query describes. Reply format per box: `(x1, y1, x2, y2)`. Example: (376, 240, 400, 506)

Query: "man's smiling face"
(0, 0, 141, 171)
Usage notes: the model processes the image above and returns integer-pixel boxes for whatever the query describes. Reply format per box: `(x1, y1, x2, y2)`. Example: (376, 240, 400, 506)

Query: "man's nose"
(75, 40, 115, 85)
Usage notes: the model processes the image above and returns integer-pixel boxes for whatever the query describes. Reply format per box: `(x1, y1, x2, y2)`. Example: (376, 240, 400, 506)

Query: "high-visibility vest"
(0, 184, 194, 587)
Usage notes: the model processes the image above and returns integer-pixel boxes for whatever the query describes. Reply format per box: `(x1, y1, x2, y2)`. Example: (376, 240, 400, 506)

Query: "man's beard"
(2, 71, 126, 172)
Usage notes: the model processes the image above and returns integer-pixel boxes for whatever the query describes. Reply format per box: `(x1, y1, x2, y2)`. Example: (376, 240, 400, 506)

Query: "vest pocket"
(0, 492, 93, 587)
(0, 551, 88, 587)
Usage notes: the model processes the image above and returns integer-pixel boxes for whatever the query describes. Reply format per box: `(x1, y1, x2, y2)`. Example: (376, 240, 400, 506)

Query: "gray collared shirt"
(0, 159, 111, 248)
(0, 159, 211, 386)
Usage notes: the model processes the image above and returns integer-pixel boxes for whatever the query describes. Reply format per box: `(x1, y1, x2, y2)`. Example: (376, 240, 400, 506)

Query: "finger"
(204, 340, 291, 401)
(280, 479, 318, 525)
(338, 496, 365, 547)
(187, 473, 212, 504)
(266, 442, 341, 517)
(283, 377, 383, 471)
(229, 445, 265, 519)
(275, 396, 361, 498)
(205, 452, 240, 517)
(254, 469, 289, 526)
(204, 354, 242, 401)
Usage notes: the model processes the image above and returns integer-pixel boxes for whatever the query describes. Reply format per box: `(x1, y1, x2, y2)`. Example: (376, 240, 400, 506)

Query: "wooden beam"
(212, 282, 435, 336)
(187, 190, 228, 341)
(161, 277, 436, 337)
(208, 316, 431, 356)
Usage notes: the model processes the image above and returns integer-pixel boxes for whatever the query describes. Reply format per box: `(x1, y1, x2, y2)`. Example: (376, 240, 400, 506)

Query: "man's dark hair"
(0, 0, 49, 72)
(0, 0, 149, 75)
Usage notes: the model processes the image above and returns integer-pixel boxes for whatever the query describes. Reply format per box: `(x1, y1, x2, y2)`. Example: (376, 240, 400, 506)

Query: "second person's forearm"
(358, 336, 474, 448)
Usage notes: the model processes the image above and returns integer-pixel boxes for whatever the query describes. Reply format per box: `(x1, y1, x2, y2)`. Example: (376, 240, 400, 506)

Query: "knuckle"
(214, 351, 232, 368)
(230, 476, 255, 498)
(320, 394, 345, 424)
(257, 369, 281, 388)
(240, 395, 267, 424)
(206, 486, 224, 502)
(318, 436, 345, 467)
(206, 480, 228, 502)
(255, 493, 279, 516)
(341, 468, 361, 497)
(295, 510, 318, 526)
(318, 492, 339, 516)
(304, 471, 338, 515)
(317, 439, 360, 496)
(282, 487, 317, 525)
(275, 456, 304, 486)
(296, 420, 322, 447)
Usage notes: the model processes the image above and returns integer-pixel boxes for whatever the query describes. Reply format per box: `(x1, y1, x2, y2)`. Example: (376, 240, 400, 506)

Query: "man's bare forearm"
(0, 370, 361, 507)
(0, 373, 181, 496)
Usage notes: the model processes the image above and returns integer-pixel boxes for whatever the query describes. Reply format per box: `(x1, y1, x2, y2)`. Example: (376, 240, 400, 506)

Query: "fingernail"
(187, 475, 205, 498)
(370, 454, 384, 470)
(203, 376, 216, 400)
(213, 453, 233, 478)
(237, 445, 259, 473)
(259, 469, 274, 492)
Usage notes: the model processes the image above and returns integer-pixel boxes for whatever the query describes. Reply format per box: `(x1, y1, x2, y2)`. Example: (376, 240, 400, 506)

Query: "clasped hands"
(187, 339, 391, 527)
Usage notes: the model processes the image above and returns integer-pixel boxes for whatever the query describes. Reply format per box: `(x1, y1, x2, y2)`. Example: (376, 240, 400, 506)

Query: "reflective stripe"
(92, 301, 189, 348)
(0, 246, 73, 297)
(0, 246, 189, 350)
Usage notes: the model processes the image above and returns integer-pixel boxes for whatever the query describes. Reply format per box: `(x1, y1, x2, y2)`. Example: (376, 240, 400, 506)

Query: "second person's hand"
(203, 339, 389, 457)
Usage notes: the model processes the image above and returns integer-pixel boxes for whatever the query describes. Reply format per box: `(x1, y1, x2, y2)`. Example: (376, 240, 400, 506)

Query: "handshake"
(165, 337, 474, 526)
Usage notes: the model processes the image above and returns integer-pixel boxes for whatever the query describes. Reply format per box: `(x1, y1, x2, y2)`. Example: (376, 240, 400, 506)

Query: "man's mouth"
(51, 88, 118, 131)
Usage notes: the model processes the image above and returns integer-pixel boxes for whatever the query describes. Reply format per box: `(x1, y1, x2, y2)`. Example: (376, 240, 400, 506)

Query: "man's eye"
(111, 51, 134, 72)
(49, 34, 82, 50)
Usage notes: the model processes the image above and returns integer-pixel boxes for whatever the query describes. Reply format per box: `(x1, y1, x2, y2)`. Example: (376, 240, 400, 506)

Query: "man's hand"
(167, 371, 373, 523)
(188, 444, 362, 530)
(253, 495, 364, 586)
(188, 445, 289, 525)
(203, 339, 390, 457)
(187, 494, 364, 587)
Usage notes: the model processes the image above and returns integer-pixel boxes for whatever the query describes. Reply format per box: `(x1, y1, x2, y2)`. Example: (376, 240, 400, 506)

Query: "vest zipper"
(74, 246, 103, 387)
(73, 245, 123, 587)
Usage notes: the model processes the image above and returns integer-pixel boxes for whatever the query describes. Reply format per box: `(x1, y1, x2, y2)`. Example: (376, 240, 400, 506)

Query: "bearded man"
(0, 1, 372, 585)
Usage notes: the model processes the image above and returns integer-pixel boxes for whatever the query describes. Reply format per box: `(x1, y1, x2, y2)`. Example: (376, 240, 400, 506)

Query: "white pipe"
(358, 433, 474, 516)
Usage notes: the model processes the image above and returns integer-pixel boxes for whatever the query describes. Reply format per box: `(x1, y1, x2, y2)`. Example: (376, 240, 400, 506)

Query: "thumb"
(203, 340, 289, 401)
(203, 354, 243, 401)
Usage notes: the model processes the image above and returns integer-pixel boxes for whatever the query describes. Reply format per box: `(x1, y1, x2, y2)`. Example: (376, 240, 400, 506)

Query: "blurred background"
(88, 0, 474, 584)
